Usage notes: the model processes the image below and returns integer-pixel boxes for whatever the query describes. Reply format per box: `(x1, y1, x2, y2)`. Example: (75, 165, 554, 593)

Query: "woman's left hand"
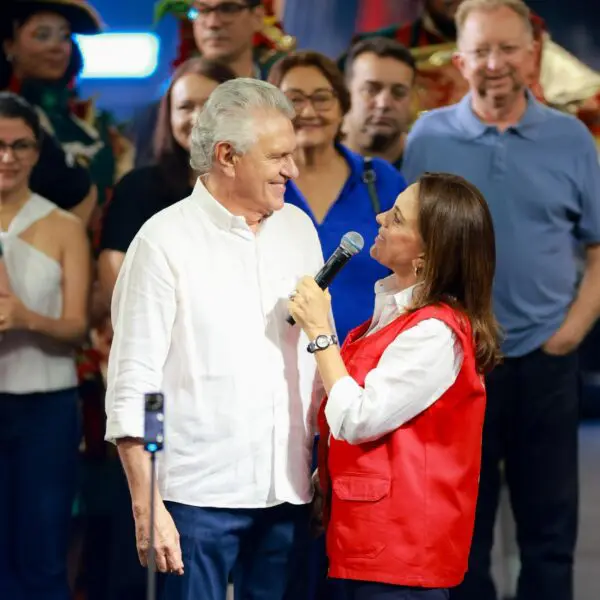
(0, 293, 30, 332)
(288, 276, 332, 338)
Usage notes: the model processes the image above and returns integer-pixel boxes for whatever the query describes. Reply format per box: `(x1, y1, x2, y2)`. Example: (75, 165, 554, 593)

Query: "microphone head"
(340, 231, 364, 256)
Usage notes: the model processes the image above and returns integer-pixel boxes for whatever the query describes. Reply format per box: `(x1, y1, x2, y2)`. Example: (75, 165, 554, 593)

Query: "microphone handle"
(286, 247, 352, 326)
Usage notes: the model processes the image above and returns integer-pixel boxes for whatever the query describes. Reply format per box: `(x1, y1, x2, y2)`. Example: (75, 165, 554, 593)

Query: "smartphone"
(144, 392, 164, 452)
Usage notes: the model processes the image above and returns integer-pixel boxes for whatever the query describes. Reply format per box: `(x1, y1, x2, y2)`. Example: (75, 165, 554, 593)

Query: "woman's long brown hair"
(410, 172, 502, 373)
(153, 57, 236, 199)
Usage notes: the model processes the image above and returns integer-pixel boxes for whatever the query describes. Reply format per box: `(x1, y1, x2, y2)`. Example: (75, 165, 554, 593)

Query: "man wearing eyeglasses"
(154, 0, 293, 79)
(131, 1, 294, 168)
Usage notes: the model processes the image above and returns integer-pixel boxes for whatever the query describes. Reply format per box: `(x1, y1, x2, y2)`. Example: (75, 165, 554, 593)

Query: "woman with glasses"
(0, 91, 91, 599)
(269, 51, 406, 347)
(269, 51, 406, 600)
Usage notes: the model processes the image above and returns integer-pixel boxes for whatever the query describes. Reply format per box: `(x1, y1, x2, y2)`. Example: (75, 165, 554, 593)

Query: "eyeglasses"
(0, 139, 38, 158)
(463, 44, 525, 63)
(191, 2, 252, 22)
(285, 89, 337, 113)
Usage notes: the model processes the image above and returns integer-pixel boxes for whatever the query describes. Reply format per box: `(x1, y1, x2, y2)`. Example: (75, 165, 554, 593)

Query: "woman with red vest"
(288, 171, 501, 600)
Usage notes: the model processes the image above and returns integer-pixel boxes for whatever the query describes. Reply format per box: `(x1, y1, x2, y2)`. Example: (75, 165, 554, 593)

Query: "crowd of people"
(1, 0, 599, 600)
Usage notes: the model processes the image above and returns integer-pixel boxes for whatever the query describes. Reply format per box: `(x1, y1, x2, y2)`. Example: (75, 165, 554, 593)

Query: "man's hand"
(134, 500, 184, 575)
(542, 325, 582, 357)
(311, 469, 324, 537)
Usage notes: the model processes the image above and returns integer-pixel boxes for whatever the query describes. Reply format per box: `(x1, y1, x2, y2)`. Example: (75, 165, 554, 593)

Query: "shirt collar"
(374, 275, 418, 311)
(456, 89, 547, 141)
(191, 178, 254, 236)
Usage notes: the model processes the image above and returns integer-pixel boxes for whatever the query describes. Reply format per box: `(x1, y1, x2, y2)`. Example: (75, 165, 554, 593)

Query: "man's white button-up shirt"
(105, 180, 324, 508)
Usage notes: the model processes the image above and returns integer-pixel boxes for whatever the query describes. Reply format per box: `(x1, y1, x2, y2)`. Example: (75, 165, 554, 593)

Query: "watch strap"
(307, 333, 339, 353)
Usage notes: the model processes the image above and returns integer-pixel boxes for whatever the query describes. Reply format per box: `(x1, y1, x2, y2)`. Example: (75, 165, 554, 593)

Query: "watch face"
(316, 335, 329, 349)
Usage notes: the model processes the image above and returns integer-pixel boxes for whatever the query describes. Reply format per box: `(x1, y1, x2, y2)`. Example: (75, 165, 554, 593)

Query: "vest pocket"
(332, 474, 390, 501)
(329, 474, 390, 559)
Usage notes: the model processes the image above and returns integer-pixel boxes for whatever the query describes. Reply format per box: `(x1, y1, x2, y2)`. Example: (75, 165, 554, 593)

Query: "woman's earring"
(5, 53, 13, 63)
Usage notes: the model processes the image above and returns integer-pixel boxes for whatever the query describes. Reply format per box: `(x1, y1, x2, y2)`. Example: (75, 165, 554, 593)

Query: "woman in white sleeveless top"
(0, 92, 90, 599)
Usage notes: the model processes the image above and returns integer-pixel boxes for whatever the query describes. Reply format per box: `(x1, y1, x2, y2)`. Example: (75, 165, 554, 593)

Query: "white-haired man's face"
(231, 111, 299, 217)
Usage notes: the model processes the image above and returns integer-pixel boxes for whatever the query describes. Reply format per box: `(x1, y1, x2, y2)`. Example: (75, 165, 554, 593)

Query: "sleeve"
(29, 133, 92, 210)
(374, 158, 407, 212)
(576, 128, 600, 245)
(401, 124, 429, 185)
(325, 319, 463, 445)
(104, 234, 177, 442)
(99, 169, 151, 253)
(302, 213, 330, 433)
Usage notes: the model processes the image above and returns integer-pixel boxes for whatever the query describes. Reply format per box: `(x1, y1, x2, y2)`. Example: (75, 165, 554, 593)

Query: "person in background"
(99, 58, 236, 303)
(342, 37, 416, 171)
(132, 0, 294, 168)
(288, 172, 500, 600)
(346, 0, 600, 143)
(0, 92, 91, 600)
(0, 0, 97, 223)
(155, 0, 293, 79)
(105, 78, 323, 600)
(269, 50, 406, 346)
(0, 3, 132, 596)
(401, 2, 600, 599)
(1, 0, 132, 225)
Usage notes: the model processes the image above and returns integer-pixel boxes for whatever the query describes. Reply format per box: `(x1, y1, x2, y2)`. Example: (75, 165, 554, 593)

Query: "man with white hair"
(104, 78, 324, 600)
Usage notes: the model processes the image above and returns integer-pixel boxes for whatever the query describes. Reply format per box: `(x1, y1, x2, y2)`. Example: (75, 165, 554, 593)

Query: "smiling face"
(4, 11, 73, 81)
(0, 117, 39, 195)
(371, 183, 424, 275)
(228, 110, 299, 217)
(454, 6, 535, 110)
(170, 73, 222, 152)
(280, 65, 343, 150)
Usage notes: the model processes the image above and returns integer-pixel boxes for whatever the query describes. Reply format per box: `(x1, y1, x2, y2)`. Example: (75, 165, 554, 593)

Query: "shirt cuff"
(324, 375, 363, 441)
(105, 411, 144, 445)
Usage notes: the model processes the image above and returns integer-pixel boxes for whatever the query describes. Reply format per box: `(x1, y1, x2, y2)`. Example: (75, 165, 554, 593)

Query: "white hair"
(190, 78, 295, 175)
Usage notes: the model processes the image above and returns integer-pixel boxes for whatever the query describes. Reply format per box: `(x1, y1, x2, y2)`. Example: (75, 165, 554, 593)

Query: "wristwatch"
(307, 333, 339, 353)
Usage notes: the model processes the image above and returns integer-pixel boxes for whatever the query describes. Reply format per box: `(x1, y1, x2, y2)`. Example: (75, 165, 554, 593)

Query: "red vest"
(318, 304, 486, 588)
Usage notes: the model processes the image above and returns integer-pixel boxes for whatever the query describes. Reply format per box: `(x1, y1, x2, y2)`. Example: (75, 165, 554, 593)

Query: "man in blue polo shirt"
(402, 1, 600, 600)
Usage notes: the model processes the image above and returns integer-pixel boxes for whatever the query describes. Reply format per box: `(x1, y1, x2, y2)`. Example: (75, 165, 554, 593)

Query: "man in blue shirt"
(402, 2, 600, 600)
(342, 36, 416, 171)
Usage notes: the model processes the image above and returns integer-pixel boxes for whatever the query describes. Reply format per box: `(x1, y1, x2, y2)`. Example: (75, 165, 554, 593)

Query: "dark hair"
(345, 37, 416, 82)
(410, 172, 501, 373)
(0, 91, 44, 144)
(153, 57, 236, 199)
(0, 14, 84, 89)
(268, 50, 351, 116)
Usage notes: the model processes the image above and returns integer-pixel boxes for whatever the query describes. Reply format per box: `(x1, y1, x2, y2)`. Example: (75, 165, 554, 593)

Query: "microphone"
(287, 231, 364, 325)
